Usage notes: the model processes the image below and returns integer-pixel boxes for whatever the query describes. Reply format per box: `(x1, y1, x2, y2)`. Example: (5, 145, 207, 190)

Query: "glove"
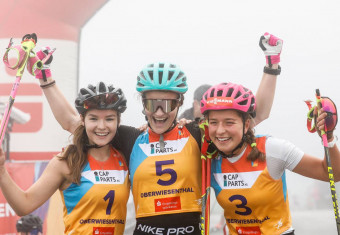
(199, 120, 218, 158)
(259, 32, 283, 66)
(315, 97, 338, 140)
(35, 47, 54, 80)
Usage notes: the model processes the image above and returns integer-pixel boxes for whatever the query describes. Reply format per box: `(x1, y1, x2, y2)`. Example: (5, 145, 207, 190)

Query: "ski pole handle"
(315, 89, 340, 234)
(0, 35, 37, 147)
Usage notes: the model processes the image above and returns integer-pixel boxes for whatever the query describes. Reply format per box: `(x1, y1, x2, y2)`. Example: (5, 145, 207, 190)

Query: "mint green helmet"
(136, 63, 188, 94)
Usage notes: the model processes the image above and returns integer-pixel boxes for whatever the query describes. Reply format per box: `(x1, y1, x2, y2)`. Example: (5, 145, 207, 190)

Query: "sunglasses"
(143, 99, 179, 113)
(83, 93, 119, 110)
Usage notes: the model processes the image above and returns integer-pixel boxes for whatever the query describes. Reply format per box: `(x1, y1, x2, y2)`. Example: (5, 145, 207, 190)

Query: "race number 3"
(229, 194, 252, 216)
(104, 190, 115, 215)
(155, 160, 177, 186)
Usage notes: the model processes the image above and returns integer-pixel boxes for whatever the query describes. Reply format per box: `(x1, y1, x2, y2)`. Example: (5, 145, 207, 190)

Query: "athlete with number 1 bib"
(0, 79, 130, 234)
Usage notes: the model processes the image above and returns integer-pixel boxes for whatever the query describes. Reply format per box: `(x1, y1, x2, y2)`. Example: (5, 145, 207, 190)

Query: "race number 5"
(155, 160, 177, 186)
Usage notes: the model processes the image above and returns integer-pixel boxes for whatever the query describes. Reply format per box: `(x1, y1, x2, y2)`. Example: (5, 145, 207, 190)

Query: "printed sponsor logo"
(136, 224, 195, 235)
(206, 97, 233, 107)
(82, 170, 128, 184)
(154, 196, 181, 212)
(141, 187, 194, 198)
(93, 227, 115, 235)
(139, 138, 188, 156)
(227, 216, 270, 225)
(236, 226, 261, 235)
(81, 219, 124, 225)
(214, 171, 262, 189)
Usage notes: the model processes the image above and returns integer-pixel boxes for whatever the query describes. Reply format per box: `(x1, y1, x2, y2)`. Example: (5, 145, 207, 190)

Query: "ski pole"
(200, 153, 207, 235)
(206, 153, 211, 235)
(199, 120, 217, 235)
(0, 34, 55, 146)
(315, 89, 340, 234)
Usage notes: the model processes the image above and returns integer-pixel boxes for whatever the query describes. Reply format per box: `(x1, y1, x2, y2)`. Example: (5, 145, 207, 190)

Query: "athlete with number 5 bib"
(34, 32, 282, 234)
(200, 82, 340, 235)
(0, 81, 130, 234)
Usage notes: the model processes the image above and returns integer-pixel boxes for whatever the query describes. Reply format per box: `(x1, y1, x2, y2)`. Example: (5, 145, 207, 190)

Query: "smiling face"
(143, 90, 180, 134)
(82, 109, 118, 146)
(208, 109, 250, 156)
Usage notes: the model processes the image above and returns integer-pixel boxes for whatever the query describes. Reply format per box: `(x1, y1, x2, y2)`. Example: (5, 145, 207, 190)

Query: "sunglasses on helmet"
(83, 93, 119, 110)
(143, 99, 179, 113)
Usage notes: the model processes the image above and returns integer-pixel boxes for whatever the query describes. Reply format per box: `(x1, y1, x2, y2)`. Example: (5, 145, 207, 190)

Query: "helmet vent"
(158, 71, 163, 84)
(217, 90, 223, 97)
(210, 89, 216, 97)
(239, 100, 248, 106)
(148, 71, 154, 80)
(159, 63, 165, 68)
(139, 72, 146, 80)
(226, 88, 234, 97)
(235, 91, 242, 99)
(168, 71, 174, 80)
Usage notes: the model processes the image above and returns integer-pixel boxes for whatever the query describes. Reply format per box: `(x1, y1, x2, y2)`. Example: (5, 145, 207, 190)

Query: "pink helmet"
(200, 82, 256, 117)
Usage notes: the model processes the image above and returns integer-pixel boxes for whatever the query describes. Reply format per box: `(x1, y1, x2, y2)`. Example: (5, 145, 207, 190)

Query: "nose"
(216, 122, 225, 135)
(154, 106, 166, 115)
(97, 119, 105, 129)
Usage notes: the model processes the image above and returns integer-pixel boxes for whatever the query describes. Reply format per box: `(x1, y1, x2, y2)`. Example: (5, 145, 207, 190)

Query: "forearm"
(254, 64, 278, 125)
(0, 168, 37, 216)
(39, 77, 80, 133)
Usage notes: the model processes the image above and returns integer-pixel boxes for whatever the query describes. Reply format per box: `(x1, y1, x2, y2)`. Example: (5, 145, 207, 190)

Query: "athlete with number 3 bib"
(200, 82, 340, 235)
(0, 79, 130, 234)
(33, 32, 281, 234)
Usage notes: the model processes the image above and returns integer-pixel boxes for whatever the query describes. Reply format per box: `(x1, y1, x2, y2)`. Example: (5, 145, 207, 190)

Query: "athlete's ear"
(244, 118, 251, 134)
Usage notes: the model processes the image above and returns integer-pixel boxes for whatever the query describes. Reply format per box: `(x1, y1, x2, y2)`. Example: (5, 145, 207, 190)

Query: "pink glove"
(259, 32, 283, 66)
(35, 47, 53, 80)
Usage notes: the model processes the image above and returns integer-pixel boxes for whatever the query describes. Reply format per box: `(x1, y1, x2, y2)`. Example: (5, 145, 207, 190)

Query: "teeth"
(96, 133, 108, 136)
(154, 117, 166, 121)
(217, 137, 230, 141)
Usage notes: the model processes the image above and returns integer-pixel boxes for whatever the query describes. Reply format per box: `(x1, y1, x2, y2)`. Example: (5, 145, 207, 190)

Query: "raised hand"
(259, 32, 283, 67)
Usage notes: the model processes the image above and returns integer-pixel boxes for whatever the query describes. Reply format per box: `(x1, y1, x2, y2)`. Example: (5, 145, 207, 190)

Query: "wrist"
(40, 80, 56, 89)
(266, 64, 279, 69)
(263, 65, 281, 75)
(327, 135, 338, 148)
(39, 76, 54, 84)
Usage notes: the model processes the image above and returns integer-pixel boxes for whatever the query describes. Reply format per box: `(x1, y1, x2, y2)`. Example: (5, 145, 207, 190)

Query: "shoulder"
(47, 155, 71, 177)
(183, 121, 201, 146)
(265, 136, 304, 175)
(265, 136, 303, 159)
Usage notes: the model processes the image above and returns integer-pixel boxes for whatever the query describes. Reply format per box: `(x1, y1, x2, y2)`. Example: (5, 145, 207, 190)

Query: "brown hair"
(242, 113, 266, 162)
(58, 125, 89, 185)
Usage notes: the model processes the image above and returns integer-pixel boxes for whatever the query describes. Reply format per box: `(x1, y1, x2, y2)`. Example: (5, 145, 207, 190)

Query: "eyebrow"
(87, 114, 117, 118)
(209, 117, 237, 121)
